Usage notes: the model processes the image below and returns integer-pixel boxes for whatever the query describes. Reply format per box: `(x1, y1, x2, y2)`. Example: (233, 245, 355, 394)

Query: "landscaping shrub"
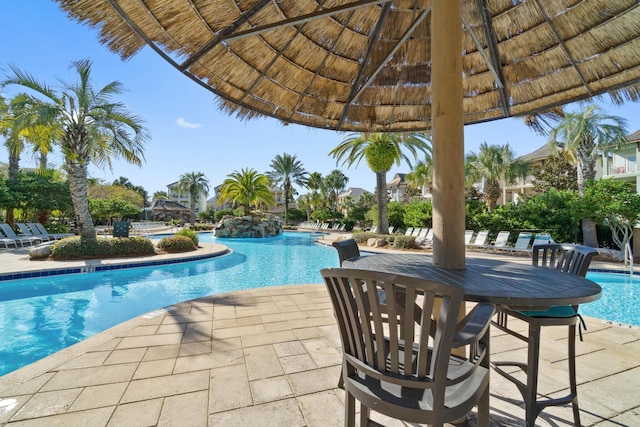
(176, 228, 199, 246)
(157, 235, 196, 253)
(392, 235, 416, 249)
(51, 236, 155, 259)
(352, 232, 381, 244)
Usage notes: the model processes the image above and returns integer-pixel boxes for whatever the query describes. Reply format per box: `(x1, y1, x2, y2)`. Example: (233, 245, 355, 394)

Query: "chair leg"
(359, 402, 370, 427)
(568, 324, 581, 427)
(345, 390, 355, 427)
(477, 385, 490, 427)
(525, 322, 543, 427)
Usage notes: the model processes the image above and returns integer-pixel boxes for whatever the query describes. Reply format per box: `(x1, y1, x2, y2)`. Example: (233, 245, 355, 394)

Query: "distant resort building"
(166, 180, 208, 217)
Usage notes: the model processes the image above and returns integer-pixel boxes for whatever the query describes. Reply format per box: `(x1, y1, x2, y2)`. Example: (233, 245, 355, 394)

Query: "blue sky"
(1, 1, 638, 198)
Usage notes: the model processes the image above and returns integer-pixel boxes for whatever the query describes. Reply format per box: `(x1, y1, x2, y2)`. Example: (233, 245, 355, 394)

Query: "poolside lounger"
(485, 230, 511, 251)
(464, 230, 475, 245)
(416, 228, 434, 247)
(17, 223, 53, 242)
(404, 227, 414, 236)
(30, 223, 73, 240)
(411, 227, 422, 237)
(467, 230, 489, 249)
(500, 232, 534, 255)
(0, 235, 18, 249)
(0, 223, 41, 246)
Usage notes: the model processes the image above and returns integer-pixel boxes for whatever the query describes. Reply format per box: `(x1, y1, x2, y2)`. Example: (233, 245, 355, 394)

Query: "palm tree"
(324, 169, 349, 220)
(548, 105, 628, 246)
(178, 171, 210, 224)
(330, 132, 430, 234)
(2, 59, 149, 242)
(405, 153, 433, 197)
(306, 171, 326, 212)
(466, 142, 530, 211)
(266, 153, 308, 225)
(217, 168, 274, 216)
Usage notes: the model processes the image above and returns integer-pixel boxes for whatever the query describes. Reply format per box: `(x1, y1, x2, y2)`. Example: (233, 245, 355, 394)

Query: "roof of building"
(626, 129, 640, 143)
(386, 173, 407, 187)
(338, 187, 370, 198)
(149, 199, 190, 212)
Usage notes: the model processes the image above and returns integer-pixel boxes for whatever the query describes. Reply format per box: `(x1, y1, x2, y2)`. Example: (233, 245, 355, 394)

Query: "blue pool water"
(582, 271, 640, 327)
(1, 233, 638, 376)
(0, 232, 338, 376)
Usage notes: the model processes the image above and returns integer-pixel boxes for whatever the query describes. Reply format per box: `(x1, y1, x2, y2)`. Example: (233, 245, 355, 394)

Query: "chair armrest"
(452, 303, 495, 347)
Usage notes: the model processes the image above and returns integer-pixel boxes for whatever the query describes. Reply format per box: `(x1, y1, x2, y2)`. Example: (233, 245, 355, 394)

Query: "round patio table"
(343, 253, 602, 308)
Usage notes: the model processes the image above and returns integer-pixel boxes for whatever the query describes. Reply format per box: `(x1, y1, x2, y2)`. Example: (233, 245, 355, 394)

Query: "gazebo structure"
(55, 0, 640, 268)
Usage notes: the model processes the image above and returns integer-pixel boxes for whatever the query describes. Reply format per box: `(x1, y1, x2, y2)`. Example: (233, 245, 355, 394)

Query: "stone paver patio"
(0, 239, 639, 426)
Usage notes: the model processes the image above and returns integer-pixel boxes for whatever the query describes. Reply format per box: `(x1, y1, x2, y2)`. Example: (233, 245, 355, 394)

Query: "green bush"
(51, 236, 155, 259)
(352, 232, 381, 244)
(392, 235, 416, 249)
(176, 228, 199, 246)
(157, 235, 197, 253)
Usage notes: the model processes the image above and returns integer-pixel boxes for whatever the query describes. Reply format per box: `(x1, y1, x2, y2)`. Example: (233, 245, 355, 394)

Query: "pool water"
(0, 232, 338, 376)
(583, 271, 640, 327)
(1, 233, 638, 376)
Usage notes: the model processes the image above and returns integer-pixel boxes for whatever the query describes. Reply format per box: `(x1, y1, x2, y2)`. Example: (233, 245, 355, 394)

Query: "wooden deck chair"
(322, 268, 494, 427)
(492, 244, 598, 427)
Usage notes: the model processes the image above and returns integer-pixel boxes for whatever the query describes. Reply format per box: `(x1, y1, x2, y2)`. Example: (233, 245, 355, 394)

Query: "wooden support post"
(431, 0, 465, 270)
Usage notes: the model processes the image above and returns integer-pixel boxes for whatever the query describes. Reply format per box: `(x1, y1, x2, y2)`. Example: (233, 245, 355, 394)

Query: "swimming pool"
(0, 232, 338, 376)
(0, 234, 638, 376)
(582, 271, 640, 327)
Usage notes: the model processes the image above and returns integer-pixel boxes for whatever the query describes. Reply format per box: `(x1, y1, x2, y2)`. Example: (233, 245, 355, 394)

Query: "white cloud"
(176, 117, 201, 129)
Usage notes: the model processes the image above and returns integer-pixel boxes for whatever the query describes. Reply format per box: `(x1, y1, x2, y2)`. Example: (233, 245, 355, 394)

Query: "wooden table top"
(343, 253, 602, 308)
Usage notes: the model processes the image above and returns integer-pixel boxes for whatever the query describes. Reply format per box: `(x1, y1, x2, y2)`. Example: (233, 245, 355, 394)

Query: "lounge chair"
(467, 230, 489, 249)
(29, 222, 73, 240)
(322, 267, 494, 427)
(464, 230, 475, 245)
(0, 223, 41, 246)
(411, 227, 422, 236)
(492, 244, 598, 426)
(404, 227, 414, 236)
(416, 228, 434, 247)
(17, 223, 53, 242)
(500, 232, 534, 255)
(486, 230, 511, 251)
(531, 232, 552, 246)
(0, 234, 18, 249)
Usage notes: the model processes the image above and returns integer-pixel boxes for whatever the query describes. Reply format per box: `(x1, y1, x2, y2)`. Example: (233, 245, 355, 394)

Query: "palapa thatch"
(55, 0, 640, 132)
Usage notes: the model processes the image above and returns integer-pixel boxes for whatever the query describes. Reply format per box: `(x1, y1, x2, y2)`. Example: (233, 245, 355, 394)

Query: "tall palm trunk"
(67, 162, 96, 242)
(375, 171, 389, 234)
(577, 140, 598, 247)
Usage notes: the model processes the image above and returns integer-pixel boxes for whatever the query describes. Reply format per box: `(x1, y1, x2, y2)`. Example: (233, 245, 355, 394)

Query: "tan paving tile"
(182, 321, 213, 343)
(0, 373, 55, 397)
(41, 364, 137, 392)
(156, 322, 187, 335)
(56, 351, 111, 371)
(288, 366, 341, 396)
(133, 358, 176, 380)
(211, 324, 267, 339)
(103, 348, 147, 365)
(250, 376, 293, 404)
(279, 354, 318, 374)
(273, 341, 306, 357)
(297, 390, 345, 427)
(106, 398, 163, 427)
(209, 365, 252, 413)
(244, 345, 284, 381)
(68, 382, 128, 412)
(302, 338, 343, 367)
(120, 371, 209, 403)
(4, 406, 114, 427)
(173, 349, 244, 373)
(117, 332, 183, 349)
(126, 324, 160, 336)
(208, 398, 306, 427)
(142, 344, 180, 361)
(178, 340, 212, 357)
(0, 395, 31, 423)
(241, 330, 297, 347)
(158, 390, 208, 427)
(11, 388, 83, 420)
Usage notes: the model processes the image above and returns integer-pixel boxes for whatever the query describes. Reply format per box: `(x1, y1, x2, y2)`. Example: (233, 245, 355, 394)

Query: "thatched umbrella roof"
(55, 0, 640, 133)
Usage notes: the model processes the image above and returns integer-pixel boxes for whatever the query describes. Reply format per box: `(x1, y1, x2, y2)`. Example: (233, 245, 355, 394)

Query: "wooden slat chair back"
(492, 243, 598, 426)
(322, 268, 493, 427)
(331, 239, 360, 266)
